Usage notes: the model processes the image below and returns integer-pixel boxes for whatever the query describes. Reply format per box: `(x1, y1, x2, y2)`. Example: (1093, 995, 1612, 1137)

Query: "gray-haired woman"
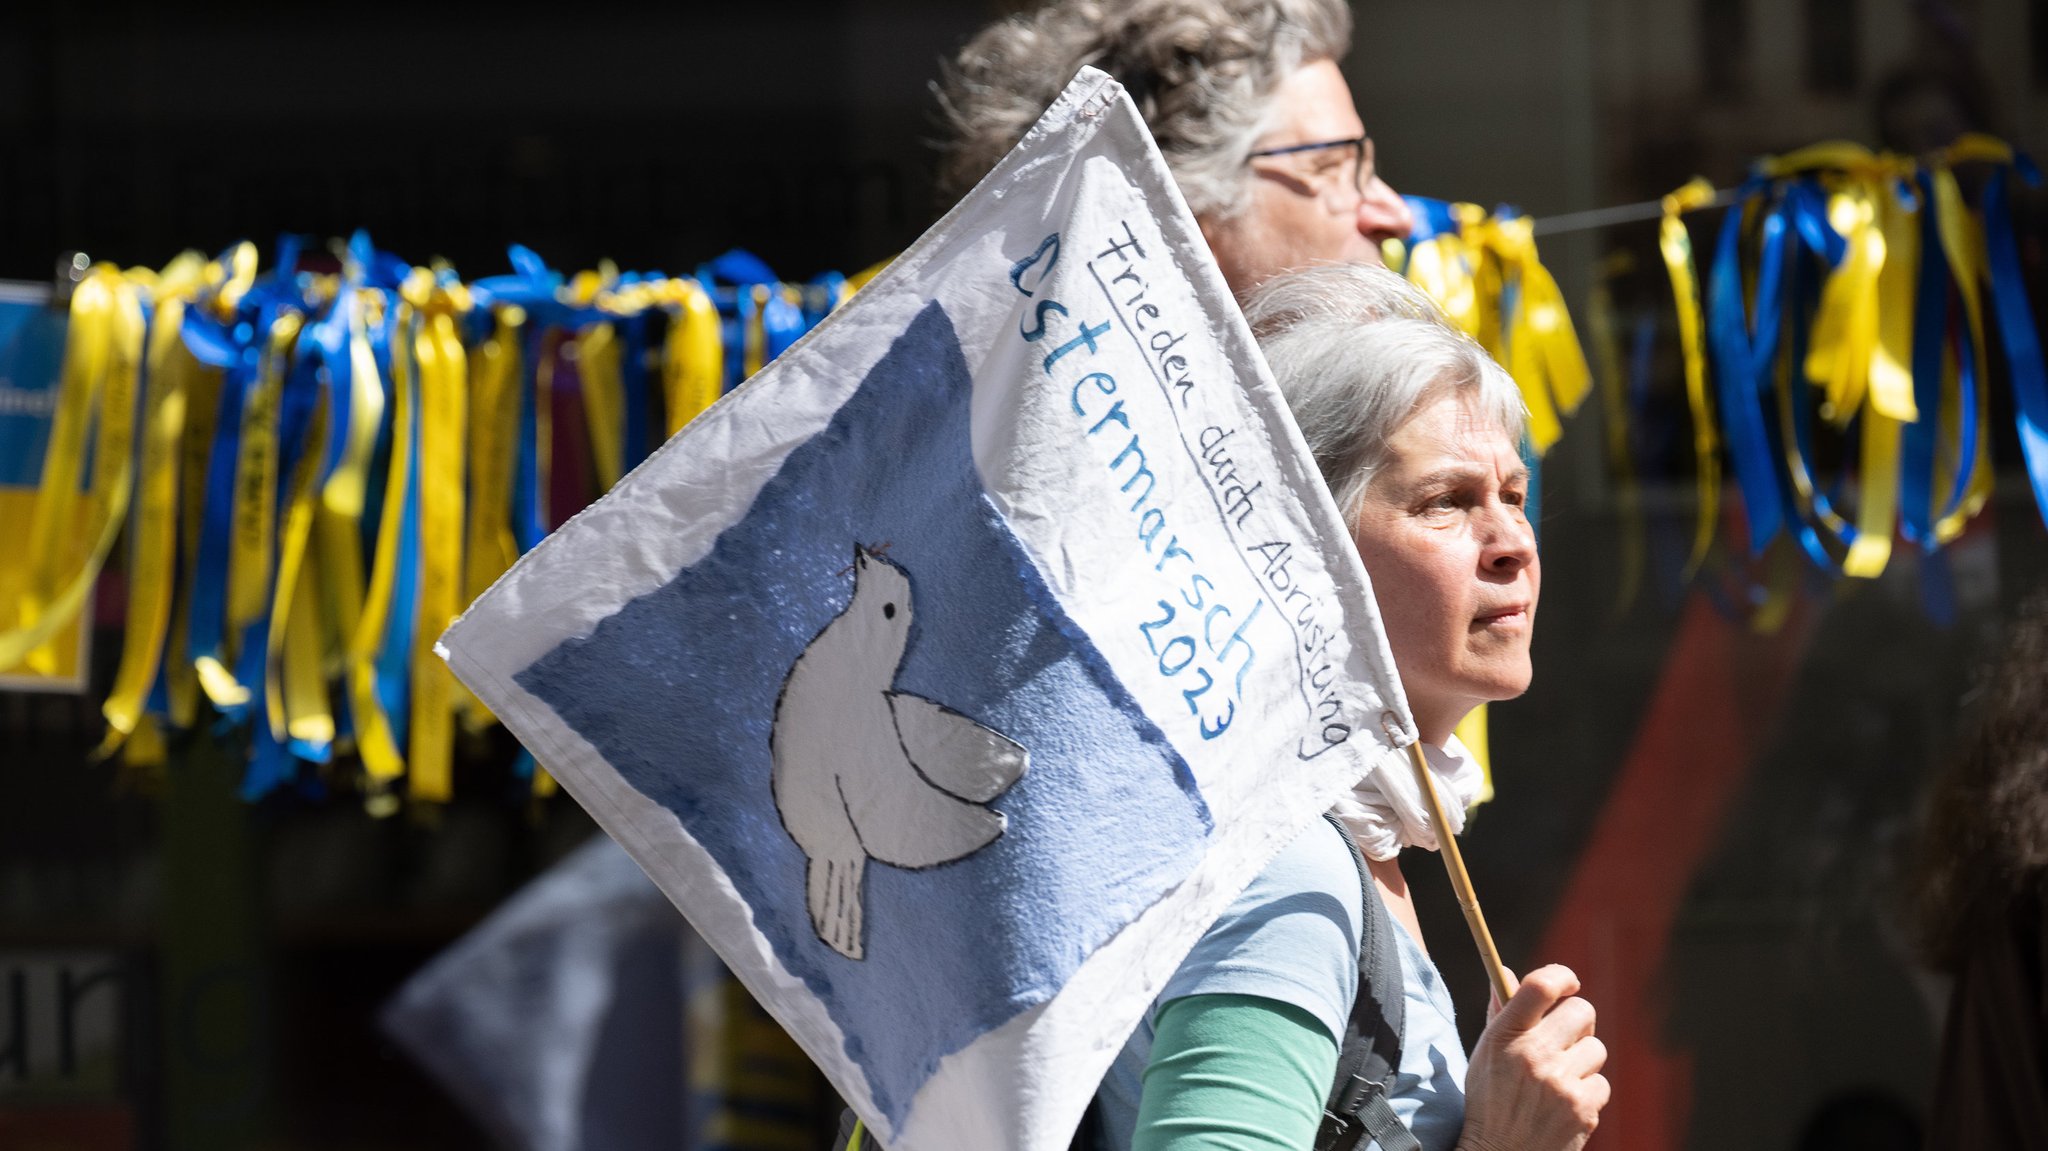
(1091, 264, 1609, 1150)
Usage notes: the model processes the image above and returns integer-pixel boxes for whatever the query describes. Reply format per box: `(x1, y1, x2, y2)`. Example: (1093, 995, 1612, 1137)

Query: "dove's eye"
(883, 603, 897, 619)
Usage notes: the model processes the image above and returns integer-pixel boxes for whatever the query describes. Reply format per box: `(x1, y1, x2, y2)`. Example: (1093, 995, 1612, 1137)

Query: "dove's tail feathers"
(808, 855, 865, 960)
(886, 692, 1029, 803)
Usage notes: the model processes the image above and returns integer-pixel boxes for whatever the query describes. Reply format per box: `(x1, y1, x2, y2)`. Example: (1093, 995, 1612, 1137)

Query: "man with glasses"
(934, 0, 1414, 297)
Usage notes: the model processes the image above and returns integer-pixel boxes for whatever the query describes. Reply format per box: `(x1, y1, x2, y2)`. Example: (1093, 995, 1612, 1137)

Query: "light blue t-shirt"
(1098, 819, 1469, 1150)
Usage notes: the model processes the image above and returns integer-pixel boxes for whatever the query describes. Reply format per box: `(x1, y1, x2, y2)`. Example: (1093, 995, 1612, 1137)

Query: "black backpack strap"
(831, 1107, 867, 1150)
(831, 1095, 1100, 1151)
(1314, 813, 1421, 1151)
(1068, 1092, 1102, 1151)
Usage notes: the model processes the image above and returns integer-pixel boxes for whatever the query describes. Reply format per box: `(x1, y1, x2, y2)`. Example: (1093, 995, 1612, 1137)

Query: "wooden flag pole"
(1406, 742, 1515, 1007)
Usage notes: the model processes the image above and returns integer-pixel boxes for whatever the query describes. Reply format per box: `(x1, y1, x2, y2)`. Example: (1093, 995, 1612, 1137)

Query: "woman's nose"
(1481, 504, 1538, 574)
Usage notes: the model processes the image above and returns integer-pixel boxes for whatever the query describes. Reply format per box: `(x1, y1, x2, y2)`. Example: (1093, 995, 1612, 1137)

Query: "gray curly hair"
(1245, 264, 1528, 521)
(934, 0, 1352, 219)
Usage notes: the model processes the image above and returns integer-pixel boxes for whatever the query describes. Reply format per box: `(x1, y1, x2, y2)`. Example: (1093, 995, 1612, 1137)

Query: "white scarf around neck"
(1328, 735, 1486, 861)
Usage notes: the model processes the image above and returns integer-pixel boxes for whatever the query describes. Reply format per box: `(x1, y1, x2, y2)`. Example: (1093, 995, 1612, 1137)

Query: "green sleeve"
(1131, 993, 1339, 1151)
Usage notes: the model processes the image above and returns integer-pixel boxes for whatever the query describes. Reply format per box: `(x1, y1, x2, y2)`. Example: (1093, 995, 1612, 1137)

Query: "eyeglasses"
(1246, 134, 1375, 207)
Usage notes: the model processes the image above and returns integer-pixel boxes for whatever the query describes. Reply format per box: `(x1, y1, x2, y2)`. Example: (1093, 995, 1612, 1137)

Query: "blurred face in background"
(1199, 59, 1416, 295)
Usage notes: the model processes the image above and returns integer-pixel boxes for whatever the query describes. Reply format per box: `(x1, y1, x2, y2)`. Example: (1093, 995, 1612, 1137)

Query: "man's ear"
(1194, 211, 1244, 299)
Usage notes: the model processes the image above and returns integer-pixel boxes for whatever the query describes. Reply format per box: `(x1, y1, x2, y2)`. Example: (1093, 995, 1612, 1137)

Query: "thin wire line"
(1530, 187, 1738, 237)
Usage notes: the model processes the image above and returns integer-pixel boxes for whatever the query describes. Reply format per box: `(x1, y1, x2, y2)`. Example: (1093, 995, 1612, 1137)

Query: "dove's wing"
(842, 754, 1008, 870)
(886, 692, 1029, 803)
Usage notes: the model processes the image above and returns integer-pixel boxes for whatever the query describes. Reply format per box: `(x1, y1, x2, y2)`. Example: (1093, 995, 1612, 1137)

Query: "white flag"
(440, 66, 1414, 1151)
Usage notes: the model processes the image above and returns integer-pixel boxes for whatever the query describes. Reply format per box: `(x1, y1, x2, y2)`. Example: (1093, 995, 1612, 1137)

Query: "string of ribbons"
(3, 132, 2042, 804)
(0, 233, 875, 808)
(1393, 133, 2046, 620)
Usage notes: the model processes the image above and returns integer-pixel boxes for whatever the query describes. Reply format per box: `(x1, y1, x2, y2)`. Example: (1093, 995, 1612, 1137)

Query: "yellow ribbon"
(464, 306, 525, 608)
(214, 242, 259, 319)
(406, 277, 471, 804)
(1658, 178, 1722, 576)
(663, 280, 724, 436)
(1, 266, 145, 673)
(264, 373, 332, 753)
(1760, 143, 1922, 578)
(97, 255, 207, 755)
(124, 713, 167, 771)
(744, 284, 769, 380)
(843, 257, 892, 296)
(195, 241, 272, 712)
(350, 287, 416, 801)
(1760, 143, 1913, 428)
(1455, 705, 1492, 808)
(1806, 190, 1885, 426)
(316, 287, 388, 694)
(1399, 207, 1589, 457)
(1929, 138, 2001, 543)
(225, 313, 301, 638)
(1839, 180, 1921, 579)
(166, 264, 231, 728)
(1450, 204, 1508, 360)
(193, 244, 266, 707)
(1402, 226, 1471, 336)
(578, 322, 627, 489)
(1490, 216, 1593, 455)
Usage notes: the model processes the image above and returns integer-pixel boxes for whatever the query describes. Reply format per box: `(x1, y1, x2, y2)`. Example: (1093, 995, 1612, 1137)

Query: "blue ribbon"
(1935, 284, 1982, 529)
(620, 309, 653, 471)
(513, 322, 548, 551)
(241, 630, 298, 799)
(472, 244, 565, 323)
(722, 277, 756, 393)
(804, 271, 847, 330)
(374, 305, 424, 751)
(1777, 180, 1857, 561)
(229, 244, 334, 787)
(181, 257, 287, 717)
(1983, 159, 2048, 531)
(763, 285, 805, 362)
(1705, 179, 1790, 554)
(1403, 196, 1462, 246)
(702, 249, 797, 391)
(1901, 172, 1949, 547)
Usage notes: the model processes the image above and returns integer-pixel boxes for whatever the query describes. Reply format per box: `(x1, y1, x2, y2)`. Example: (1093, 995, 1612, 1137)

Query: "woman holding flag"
(1083, 265, 1609, 1150)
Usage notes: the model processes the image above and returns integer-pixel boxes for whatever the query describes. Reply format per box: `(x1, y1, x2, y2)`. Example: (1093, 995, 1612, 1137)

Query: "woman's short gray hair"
(1246, 264, 1529, 521)
(934, 0, 1351, 219)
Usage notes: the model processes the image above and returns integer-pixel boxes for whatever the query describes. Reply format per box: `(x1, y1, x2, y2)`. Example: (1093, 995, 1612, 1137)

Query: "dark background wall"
(3, 1, 2046, 1149)
(0, 0, 981, 286)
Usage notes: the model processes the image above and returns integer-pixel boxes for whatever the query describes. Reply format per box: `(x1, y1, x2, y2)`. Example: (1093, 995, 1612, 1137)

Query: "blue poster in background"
(0, 288, 92, 692)
(0, 293, 67, 489)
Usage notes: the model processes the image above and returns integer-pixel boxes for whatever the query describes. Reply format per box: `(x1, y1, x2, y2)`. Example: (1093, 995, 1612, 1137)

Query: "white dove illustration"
(770, 546, 1029, 960)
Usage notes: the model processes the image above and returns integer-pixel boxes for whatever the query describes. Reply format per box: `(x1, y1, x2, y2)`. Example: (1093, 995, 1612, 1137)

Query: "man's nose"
(1357, 175, 1414, 246)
